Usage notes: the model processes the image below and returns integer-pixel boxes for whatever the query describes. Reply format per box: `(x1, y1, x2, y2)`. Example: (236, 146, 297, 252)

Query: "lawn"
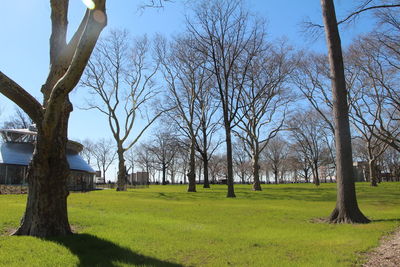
(0, 183, 399, 267)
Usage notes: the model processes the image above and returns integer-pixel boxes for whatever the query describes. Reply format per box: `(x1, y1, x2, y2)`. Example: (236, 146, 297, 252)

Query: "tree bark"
(203, 154, 210, 188)
(187, 137, 197, 192)
(321, 0, 370, 223)
(13, 103, 72, 237)
(162, 163, 167, 185)
(225, 126, 236, 198)
(368, 159, 378, 187)
(313, 161, 320, 186)
(252, 153, 262, 191)
(116, 146, 127, 191)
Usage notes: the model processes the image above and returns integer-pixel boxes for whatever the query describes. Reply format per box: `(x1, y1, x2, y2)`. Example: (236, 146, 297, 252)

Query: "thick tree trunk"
(321, 0, 370, 223)
(187, 138, 196, 192)
(252, 153, 262, 191)
(116, 147, 127, 191)
(225, 127, 236, 198)
(13, 106, 72, 237)
(274, 170, 279, 184)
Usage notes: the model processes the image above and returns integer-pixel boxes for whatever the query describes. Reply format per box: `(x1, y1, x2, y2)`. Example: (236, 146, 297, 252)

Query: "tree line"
(0, 0, 399, 236)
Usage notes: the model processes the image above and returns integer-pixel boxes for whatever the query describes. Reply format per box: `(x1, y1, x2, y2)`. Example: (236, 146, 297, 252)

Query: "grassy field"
(0, 183, 399, 267)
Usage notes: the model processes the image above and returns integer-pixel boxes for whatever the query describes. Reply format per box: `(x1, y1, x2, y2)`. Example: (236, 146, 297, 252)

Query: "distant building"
(0, 127, 95, 191)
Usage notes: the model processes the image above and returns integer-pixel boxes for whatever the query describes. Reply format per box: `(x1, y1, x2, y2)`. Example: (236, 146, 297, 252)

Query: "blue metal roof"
(0, 142, 94, 173)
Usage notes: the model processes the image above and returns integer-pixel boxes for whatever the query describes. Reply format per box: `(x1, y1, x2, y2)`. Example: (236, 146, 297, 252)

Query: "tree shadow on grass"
(47, 233, 183, 267)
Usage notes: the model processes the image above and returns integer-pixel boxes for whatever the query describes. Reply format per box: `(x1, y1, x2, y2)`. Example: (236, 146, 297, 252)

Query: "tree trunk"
(252, 153, 262, 191)
(225, 127, 236, 198)
(13, 105, 72, 237)
(274, 169, 279, 184)
(116, 146, 127, 191)
(187, 138, 196, 192)
(162, 163, 167, 185)
(321, 0, 370, 223)
(313, 161, 320, 186)
(369, 159, 378, 187)
(203, 154, 210, 188)
(202, 126, 210, 188)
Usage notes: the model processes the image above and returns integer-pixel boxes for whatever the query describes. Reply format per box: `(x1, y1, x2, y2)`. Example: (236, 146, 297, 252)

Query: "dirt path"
(362, 228, 400, 267)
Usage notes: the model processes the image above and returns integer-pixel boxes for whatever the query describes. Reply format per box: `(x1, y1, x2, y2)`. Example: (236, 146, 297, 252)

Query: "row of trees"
(0, 0, 399, 236)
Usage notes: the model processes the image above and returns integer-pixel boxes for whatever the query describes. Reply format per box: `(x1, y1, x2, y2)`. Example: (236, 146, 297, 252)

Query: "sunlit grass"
(0, 183, 399, 266)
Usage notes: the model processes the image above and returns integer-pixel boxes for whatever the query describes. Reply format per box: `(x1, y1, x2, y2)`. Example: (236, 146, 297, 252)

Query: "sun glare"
(82, 0, 96, 10)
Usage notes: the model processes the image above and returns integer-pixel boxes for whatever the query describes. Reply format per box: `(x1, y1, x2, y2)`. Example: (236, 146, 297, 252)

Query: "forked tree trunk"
(225, 127, 236, 198)
(187, 138, 197, 192)
(13, 106, 72, 237)
(321, 0, 370, 223)
(116, 147, 127, 191)
(252, 153, 262, 191)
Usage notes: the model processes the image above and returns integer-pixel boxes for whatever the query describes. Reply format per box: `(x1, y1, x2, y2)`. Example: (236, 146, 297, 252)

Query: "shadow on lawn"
(47, 234, 183, 267)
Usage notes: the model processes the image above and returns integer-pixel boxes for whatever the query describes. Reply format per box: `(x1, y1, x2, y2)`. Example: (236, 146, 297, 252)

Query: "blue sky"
(0, 1, 374, 159)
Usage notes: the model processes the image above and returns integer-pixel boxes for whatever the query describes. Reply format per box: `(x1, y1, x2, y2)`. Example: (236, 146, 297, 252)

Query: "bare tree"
(288, 110, 331, 186)
(0, 0, 107, 236)
(235, 42, 294, 190)
(81, 30, 163, 191)
(264, 135, 288, 184)
(155, 35, 213, 192)
(2, 108, 33, 129)
(92, 138, 116, 183)
(193, 83, 221, 188)
(233, 138, 252, 184)
(321, 0, 370, 223)
(134, 142, 156, 182)
(148, 131, 179, 185)
(80, 138, 95, 166)
(187, 0, 264, 197)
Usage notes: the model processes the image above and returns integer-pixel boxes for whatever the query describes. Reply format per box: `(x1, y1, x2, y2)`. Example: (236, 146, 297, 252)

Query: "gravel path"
(362, 228, 400, 267)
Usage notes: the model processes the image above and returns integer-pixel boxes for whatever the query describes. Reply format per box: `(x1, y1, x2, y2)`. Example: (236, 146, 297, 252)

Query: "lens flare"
(82, 0, 96, 10)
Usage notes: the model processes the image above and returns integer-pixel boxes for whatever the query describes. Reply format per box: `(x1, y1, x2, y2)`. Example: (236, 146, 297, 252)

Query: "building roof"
(0, 142, 94, 173)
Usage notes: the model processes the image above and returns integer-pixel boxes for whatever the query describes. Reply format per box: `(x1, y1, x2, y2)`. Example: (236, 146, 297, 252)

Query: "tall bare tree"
(0, 0, 107, 236)
(155, 35, 211, 192)
(81, 31, 162, 191)
(321, 0, 370, 223)
(187, 0, 264, 197)
(235, 42, 294, 190)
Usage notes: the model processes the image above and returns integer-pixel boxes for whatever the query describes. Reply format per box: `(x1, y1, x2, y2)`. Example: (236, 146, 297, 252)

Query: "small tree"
(92, 138, 116, 183)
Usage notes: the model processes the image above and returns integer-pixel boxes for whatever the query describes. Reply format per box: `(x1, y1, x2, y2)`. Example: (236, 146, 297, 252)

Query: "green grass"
(0, 183, 399, 266)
